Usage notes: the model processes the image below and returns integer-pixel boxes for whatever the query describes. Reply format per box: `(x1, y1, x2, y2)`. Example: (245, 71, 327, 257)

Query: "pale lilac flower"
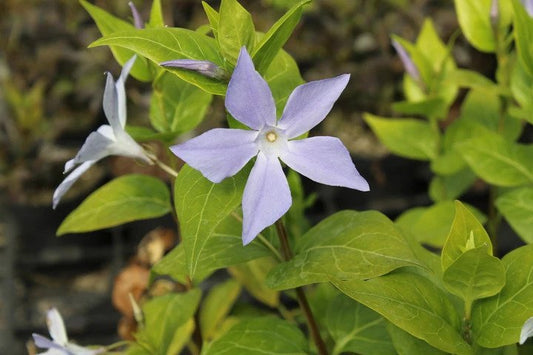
(171, 47, 369, 245)
(490, 0, 499, 25)
(32, 308, 103, 355)
(53, 56, 150, 209)
(521, 0, 533, 17)
(160, 59, 228, 80)
(128, 1, 144, 29)
(520, 317, 533, 344)
(391, 39, 422, 85)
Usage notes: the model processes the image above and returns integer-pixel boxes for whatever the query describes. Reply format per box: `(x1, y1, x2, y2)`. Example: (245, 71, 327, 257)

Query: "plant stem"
(275, 219, 329, 355)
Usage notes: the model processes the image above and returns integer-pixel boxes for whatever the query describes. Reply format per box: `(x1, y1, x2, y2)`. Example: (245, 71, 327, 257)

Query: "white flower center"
(256, 126, 288, 156)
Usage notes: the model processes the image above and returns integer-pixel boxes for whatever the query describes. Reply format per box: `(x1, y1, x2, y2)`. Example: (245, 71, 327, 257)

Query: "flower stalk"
(275, 219, 329, 355)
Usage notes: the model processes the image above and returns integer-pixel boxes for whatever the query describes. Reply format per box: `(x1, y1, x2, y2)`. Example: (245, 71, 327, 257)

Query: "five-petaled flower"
(171, 47, 369, 245)
(53, 56, 151, 209)
(32, 307, 103, 355)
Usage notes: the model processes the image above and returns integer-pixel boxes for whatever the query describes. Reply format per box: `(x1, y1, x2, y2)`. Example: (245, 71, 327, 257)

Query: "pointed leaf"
(472, 245, 533, 347)
(218, 0, 255, 64)
(199, 279, 241, 340)
(202, 2, 220, 39)
(252, 0, 311, 74)
(202, 317, 309, 354)
(496, 187, 533, 243)
(453, 0, 495, 52)
(266, 210, 422, 290)
(441, 201, 492, 271)
(512, 0, 533, 77)
(148, 0, 164, 27)
(57, 175, 171, 235)
(332, 270, 472, 355)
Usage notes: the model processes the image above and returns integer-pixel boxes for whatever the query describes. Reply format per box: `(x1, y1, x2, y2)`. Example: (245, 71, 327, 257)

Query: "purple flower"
(391, 39, 422, 85)
(160, 59, 228, 80)
(32, 308, 103, 355)
(171, 47, 369, 245)
(53, 56, 150, 209)
(522, 0, 533, 17)
(128, 1, 144, 29)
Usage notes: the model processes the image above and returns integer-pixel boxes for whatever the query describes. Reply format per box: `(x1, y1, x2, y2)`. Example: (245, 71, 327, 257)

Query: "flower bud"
(160, 59, 228, 80)
(128, 1, 144, 29)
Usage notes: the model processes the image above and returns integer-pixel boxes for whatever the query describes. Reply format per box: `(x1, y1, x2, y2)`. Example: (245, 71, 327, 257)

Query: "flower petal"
(171, 128, 258, 183)
(103, 56, 136, 132)
(53, 161, 96, 209)
(225, 47, 276, 130)
(32, 334, 57, 349)
(280, 136, 369, 191)
(520, 316, 533, 344)
(47, 308, 68, 345)
(277, 74, 350, 138)
(68, 129, 115, 167)
(128, 1, 144, 29)
(242, 152, 291, 245)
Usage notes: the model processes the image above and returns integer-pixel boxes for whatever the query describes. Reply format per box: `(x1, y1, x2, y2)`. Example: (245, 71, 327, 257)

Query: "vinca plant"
(32, 0, 533, 354)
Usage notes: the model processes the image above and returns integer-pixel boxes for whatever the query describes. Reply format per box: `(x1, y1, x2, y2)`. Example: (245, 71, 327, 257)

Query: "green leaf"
(202, 317, 309, 354)
(266, 210, 422, 290)
(150, 72, 212, 135)
(167, 319, 195, 355)
(90, 27, 226, 95)
(326, 294, 395, 355)
(429, 169, 477, 202)
(199, 279, 241, 340)
(228, 257, 280, 307)
(174, 165, 270, 282)
(125, 125, 178, 143)
(472, 245, 533, 347)
(496, 187, 533, 243)
(364, 114, 438, 160)
(151, 243, 191, 284)
(387, 323, 447, 355)
(445, 69, 501, 95)
(148, 0, 164, 28)
(135, 290, 201, 354)
(392, 98, 448, 118)
(441, 201, 492, 271)
(251, 0, 310, 74)
(218, 0, 255, 65)
(57, 175, 171, 235)
(512, 0, 533, 77)
(332, 270, 471, 355)
(202, 1, 220, 39)
(453, 0, 495, 52)
(457, 128, 533, 187)
(80, 0, 153, 81)
(510, 58, 533, 125)
(443, 245, 505, 310)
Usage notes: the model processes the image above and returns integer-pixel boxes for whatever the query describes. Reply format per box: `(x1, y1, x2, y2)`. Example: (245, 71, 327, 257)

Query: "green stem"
(145, 150, 179, 178)
(275, 219, 329, 355)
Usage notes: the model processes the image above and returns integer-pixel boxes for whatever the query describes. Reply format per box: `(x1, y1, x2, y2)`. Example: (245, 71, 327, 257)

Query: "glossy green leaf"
(202, 317, 309, 354)
(472, 245, 533, 347)
(150, 72, 212, 135)
(252, 0, 310, 74)
(512, 0, 533, 77)
(266, 210, 422, 290)
(364, 114, 438, 160)
(202, 1, 220, 39)
(387, 323, 447, 355)
(332, 270, 471, 355)
(57, 175, 171, 235)
(453, 0, 495, 52)
(151, 243, 191, 284)
(80, 0, 153, 81)
(228, 257, 279, 307)
(174, 165, 270, 281)
(457, 128, 533, 187)
(396, 201, 485, 248)
(199, 279, 241, 340)
(496, 187, 533, 243)
(90, 27, 226, 95)
(148, 0, 164, 28)
(218, 0, 255, 65)
(443, 245, 505, 310)
(326, 294, 395, 355)
(135, 290, 201, 354)
(441, 201, 492, 271)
